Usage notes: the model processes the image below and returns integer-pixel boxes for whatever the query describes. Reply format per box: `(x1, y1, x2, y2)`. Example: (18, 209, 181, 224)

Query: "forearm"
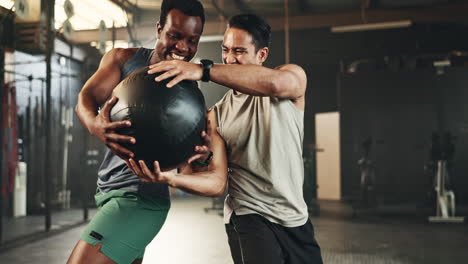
(75, 91, 99, 134)
(178, 162, 209, 175)
(210, 64, 279, 96)
(75, 48, 127, 134)
(168, 170, 226, 197)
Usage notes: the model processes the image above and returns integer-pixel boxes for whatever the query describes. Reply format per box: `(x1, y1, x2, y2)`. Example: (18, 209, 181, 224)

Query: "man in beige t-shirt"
(128, 14, 323, 264)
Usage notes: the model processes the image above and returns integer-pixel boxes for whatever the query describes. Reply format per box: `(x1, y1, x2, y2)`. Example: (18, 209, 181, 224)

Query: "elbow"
(210, 177, 227, 197)
(74, 96, 81, 119)
(74, 92, 93, 134)
(210, 185, 226, 197)
(269, 76, 285, 97)
(75, 93, 85, 123)
(75, 91, 84, 115)
(212, 187, 226, 197)
(269, 69, 304, 98)
(74, 102, 80, 116)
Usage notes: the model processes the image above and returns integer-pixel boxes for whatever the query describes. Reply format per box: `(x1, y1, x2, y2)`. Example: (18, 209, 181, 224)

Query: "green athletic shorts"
(80, 190, 170, 264)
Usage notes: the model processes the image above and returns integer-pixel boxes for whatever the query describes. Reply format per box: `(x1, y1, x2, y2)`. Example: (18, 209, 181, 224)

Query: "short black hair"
(159, 0, 205, 29)
(228, 14, 271, 51)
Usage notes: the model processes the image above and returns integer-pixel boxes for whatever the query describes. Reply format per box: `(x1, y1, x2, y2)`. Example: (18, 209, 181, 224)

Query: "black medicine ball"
(110, 66, 206, 170)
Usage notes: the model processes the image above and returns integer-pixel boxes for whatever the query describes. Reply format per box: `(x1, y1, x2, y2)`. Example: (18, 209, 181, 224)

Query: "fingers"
(101, 96, 118, 121)
(105, 120, 131, 130)
(128, 159, 151, 183)
(128, 159, 142, 175)
(125, 159, 137, 175)
(206, 119, 213, 136)
(166, 75, 185, 88)
(105, 133, 136, 144)
(139, 160, 157, 182)
(192, 118, 212, 164)
(104, 119, 135, 144)
(155, 68, 180, 83)
(115, 152, 130, 161)
(107, 142, 134, 158)
(187, 154, 204, 164)
(153, 161, 161, 173)
(201, 130, 212, 147)
(148, 63, 175, 75)
(194, 145, 210, 154)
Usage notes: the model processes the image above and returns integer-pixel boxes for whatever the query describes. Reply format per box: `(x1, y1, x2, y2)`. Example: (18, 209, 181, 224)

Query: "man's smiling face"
(155, 8, 203, 63)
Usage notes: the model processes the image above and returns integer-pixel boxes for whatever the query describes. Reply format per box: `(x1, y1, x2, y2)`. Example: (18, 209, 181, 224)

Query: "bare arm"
(76, 48, 123, 127)
(210, 63, 307, 99)
(128, 110, 228, 197)
(147, 61, 307, 109)
(75, 48, 137, 159)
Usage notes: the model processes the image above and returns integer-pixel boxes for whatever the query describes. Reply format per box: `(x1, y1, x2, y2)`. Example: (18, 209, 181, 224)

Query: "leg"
(69, 190, 169, 264)
(67, 240, 144, 264)
(67, 240, 116, 264)
(225, 222, 243, 263)
(225, 213, 285, 264)
(279, 220, 323, 264)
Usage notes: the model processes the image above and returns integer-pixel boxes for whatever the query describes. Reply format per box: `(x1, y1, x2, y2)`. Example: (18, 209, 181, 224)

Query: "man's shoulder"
(101, 48, 140, 68)
(110, 48, 140, 65)
(213, 90, 234, 108)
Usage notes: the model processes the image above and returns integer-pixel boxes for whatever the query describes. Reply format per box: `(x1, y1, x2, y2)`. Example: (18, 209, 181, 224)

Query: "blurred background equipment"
(428, 132, 465, 223)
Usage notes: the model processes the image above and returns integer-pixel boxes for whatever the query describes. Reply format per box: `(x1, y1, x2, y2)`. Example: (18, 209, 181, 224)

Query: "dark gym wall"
(339, 68, 468, 203)
(438, 68, 468, 203)
(339, 70, 439, 202)
(269, 23, 468, 203)
(281, 23, 468, 134)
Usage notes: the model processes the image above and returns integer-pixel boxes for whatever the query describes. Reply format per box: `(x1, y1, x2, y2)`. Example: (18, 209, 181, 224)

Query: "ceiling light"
(331, 20, 412, 33)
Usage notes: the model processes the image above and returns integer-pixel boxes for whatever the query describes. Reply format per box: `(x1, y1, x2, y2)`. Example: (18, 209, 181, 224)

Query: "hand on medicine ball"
(126, 120, 213, 183)
(126, 159, 174, 184)
(187, 119, 212, 165)
(148, 60, 203, 88)
(90, 96, 136, 160)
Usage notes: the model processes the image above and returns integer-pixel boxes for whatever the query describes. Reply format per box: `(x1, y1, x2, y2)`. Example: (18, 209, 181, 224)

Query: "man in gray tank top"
(129, 14, 323, 264)
(69, 1, 210, 264)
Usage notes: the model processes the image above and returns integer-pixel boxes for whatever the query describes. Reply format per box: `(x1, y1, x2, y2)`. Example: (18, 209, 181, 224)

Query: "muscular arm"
(210, 63, 307, 100)
(130, 110, 228, 197)
(147, 60, 307, 109)
(170, 111, 227, 196)
(75, 48, 137, 158)
(76, 48, 125, 131)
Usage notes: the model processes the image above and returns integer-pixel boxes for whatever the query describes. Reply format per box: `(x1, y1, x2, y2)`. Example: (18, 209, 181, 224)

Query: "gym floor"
(1, 197, 467, 264)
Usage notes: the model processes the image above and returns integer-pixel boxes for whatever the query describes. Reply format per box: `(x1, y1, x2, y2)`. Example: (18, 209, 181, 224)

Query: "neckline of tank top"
(145, 48, 155, 66)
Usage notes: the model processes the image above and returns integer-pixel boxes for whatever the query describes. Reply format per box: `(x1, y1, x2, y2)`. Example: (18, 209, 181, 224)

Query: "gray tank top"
(97, 48, 169, 199)
(214, 91, 308, 227)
